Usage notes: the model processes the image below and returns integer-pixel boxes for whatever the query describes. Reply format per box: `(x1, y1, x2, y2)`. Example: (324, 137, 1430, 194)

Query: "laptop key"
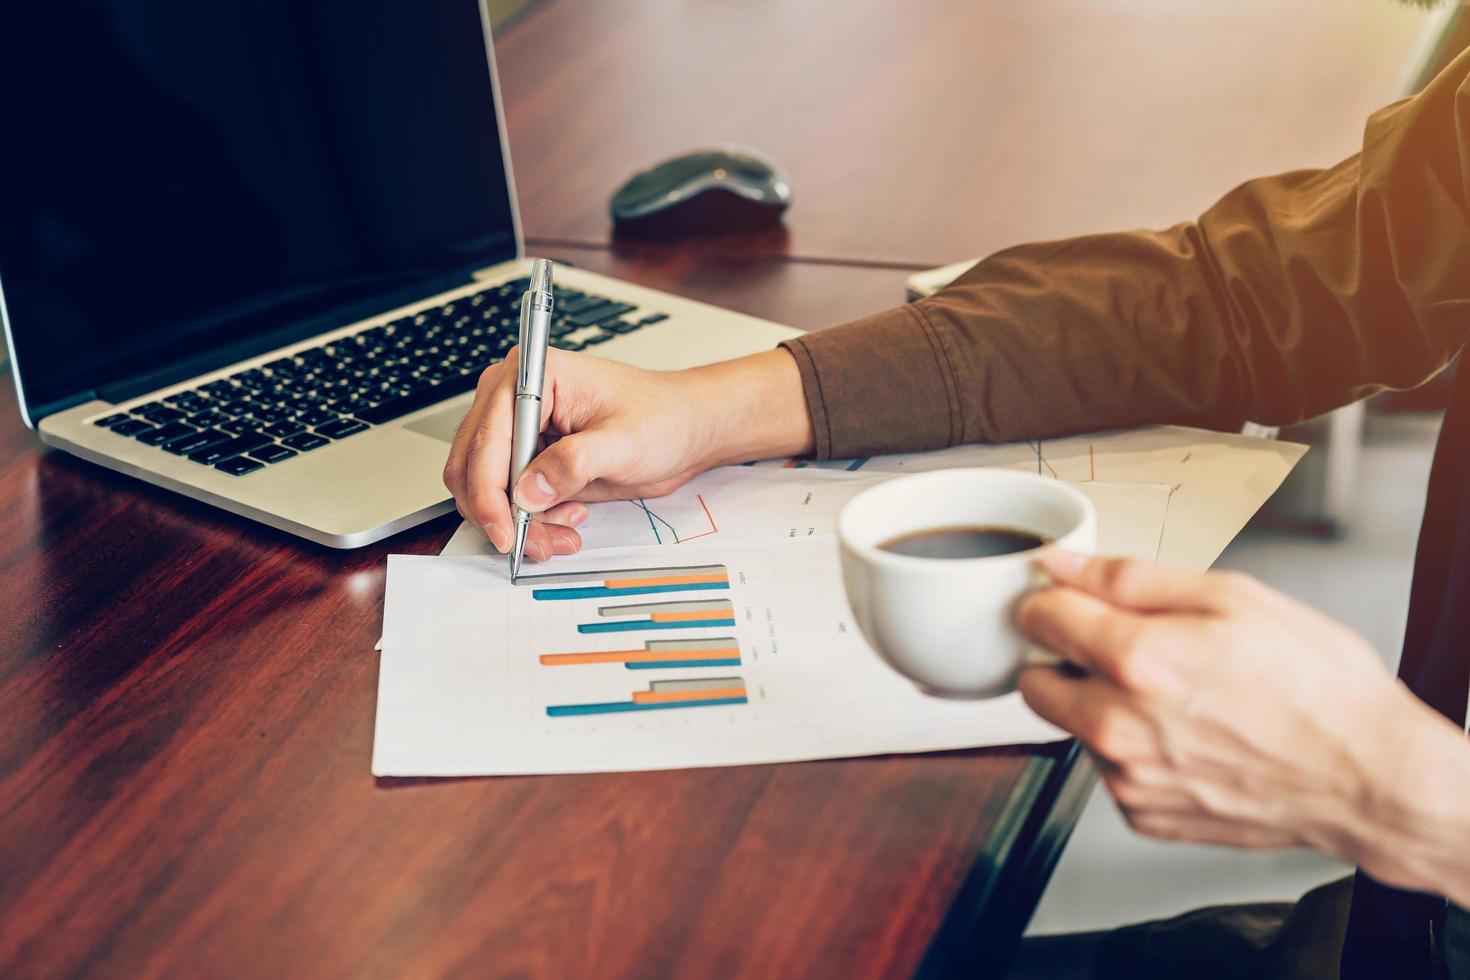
(282, 432, 329, 452)
(138, 406, 187, 424)
(567, 302, 634, 328)
(189, 410, 231, 429)
(94, 413, 130, 427)
(189, 432, 271, 465)
(355, 372, 477, 425)
(162, 427, 223, 454)
(248, 443, 298, 464)
(264, 420, 305, 438)
(110, 418, 155, 436)
(136, 421, 196, 446)
(219, 417, 259, 435)
(215, 455, 265, 476)
(315, 417, 368, 439)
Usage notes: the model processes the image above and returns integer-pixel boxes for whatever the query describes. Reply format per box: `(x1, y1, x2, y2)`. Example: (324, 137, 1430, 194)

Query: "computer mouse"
(609, 145, 791, 237)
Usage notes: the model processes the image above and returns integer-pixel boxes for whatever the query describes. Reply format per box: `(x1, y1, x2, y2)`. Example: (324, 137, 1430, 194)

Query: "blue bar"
(532, 580, 729, 601)
(546, 696, 748, 717)
(625, 658, 741, 670)
(577, 617, 736, 634)
(846, 457, 871, 471)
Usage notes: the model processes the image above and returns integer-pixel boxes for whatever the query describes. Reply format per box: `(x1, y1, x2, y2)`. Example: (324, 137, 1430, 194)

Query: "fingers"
(487, 501, 588, 560)
(460, 353, 522, 550)
(1017, 585, 1145, 673)
(442, 378, 488, 501)
(512, 430, 613, 514)
(1040, 552, 1222, 613)
(1018, 666, 1155, 762)
(542, 500, 589, 528)
(518, 520, 579, 561)
(1120, 810, 1300, 849)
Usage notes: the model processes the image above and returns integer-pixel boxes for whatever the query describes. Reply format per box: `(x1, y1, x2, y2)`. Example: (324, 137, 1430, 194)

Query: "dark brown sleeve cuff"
(779, 302, 961, 461)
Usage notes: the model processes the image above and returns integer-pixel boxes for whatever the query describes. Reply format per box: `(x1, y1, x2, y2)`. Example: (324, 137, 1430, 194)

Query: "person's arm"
(783, 48, 1470, 460)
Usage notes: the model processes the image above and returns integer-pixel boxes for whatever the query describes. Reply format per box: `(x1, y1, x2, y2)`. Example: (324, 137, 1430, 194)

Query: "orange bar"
(540, 648, 737, 666)
(632, 687, 747, 704)
(603, 572, 728, 589)
(650, 608, 733, 622)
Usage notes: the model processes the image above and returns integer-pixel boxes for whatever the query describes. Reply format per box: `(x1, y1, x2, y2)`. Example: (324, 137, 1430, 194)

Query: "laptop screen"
(0, 0, 518, 419)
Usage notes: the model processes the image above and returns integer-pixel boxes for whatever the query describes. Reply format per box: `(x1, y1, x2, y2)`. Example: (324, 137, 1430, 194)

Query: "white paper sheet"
(440, 469, 1173, 563)
(760, 425, 1305, 572)
(374, 542, 1071, 776)
(442, 425, 1303, 572)
(377, 472, 1170, 652)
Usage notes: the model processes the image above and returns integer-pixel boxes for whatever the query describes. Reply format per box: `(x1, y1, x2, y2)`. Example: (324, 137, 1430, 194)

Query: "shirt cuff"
(779, 301, 961, 461)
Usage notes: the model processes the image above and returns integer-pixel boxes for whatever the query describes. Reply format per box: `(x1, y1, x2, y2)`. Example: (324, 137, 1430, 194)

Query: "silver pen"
(508, 258, 554, 582)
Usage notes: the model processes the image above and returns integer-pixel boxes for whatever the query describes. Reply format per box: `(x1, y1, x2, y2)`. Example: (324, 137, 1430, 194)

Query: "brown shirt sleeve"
(782, 49, 1470, 461)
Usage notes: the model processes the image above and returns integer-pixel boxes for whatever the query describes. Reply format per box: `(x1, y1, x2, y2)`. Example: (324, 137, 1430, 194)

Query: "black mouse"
(609, 145, 791, 237)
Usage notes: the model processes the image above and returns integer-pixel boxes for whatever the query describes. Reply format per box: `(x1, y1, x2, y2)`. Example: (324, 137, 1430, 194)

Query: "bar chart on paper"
(518, 563, 748, 717)
(373, 543, 1070, 776)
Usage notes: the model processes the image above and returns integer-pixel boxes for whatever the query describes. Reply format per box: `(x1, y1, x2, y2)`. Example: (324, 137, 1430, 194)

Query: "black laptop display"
(0, 0, 518, 422)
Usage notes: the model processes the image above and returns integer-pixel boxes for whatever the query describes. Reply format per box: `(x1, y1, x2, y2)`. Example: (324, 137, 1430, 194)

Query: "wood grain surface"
(0, 254, 1072, 978)
(497, 0, 1438, 267)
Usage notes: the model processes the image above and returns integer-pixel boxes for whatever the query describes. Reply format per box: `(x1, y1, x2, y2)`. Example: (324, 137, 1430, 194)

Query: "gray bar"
(598, 598, 734, 618)
(650, 677, 746, 693)
(512, 564, 728, 586)
(645, 637, 739, 652)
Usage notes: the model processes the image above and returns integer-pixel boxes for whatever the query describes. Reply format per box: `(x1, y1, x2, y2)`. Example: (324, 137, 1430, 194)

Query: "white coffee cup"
(836, 468, 1097, 699)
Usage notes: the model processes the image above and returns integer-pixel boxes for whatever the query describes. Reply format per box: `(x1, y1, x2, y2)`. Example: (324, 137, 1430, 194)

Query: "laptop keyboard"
(91, 277, 669, 476)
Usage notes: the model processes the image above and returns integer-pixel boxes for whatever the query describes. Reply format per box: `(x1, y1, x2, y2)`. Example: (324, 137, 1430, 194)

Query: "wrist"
(689, 348, 815, 468)
(1351, 684, 1470, 903)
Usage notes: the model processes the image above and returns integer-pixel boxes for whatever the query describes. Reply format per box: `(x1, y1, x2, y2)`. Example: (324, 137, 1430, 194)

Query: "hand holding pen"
(439, 267, 815, 574)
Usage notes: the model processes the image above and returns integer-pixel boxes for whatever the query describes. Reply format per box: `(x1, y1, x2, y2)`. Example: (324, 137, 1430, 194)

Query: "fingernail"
(514, 472, 556, 510)
(551, 533, 577, 555)
(1041, 550, 1087, 577)
(531, 539, 552, 561)
(484, 523, 508, 552)
(566, 504, 589, 527)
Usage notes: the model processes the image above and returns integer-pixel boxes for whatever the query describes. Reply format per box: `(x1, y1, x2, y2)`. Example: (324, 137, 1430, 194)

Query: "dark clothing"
(1339, 369, 1470, 979)
(781, 42, 1470, 978)
(1010, 877, 1356, 980)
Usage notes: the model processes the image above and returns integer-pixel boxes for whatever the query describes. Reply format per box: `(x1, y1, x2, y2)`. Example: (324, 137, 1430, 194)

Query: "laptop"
(0, 0, 800, 548)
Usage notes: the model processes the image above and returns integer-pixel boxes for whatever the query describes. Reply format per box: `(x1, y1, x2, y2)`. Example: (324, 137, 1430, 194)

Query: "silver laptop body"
(2, 1, 799, 548)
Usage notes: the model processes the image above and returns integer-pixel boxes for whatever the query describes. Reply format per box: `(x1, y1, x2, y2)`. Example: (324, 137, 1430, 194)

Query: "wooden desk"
(7, 0, 1443, 970)
(0, 252, 1088, 978)
(498, 0, 1440, 267)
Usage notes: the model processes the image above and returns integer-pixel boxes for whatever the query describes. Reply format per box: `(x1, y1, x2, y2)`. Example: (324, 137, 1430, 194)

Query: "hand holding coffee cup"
(836, 469, 1097, 698)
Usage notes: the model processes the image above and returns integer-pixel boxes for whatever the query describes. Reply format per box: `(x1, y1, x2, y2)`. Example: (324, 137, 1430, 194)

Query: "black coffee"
(877, 524, 1048, 559)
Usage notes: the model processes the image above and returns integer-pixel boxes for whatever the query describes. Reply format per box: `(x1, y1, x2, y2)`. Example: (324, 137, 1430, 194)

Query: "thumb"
(1039, 551, 1216, 612)
(512, 431, 612, 513)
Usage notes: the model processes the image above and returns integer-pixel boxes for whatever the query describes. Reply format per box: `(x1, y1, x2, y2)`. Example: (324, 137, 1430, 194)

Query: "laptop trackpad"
(403, 400, 473, 443)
